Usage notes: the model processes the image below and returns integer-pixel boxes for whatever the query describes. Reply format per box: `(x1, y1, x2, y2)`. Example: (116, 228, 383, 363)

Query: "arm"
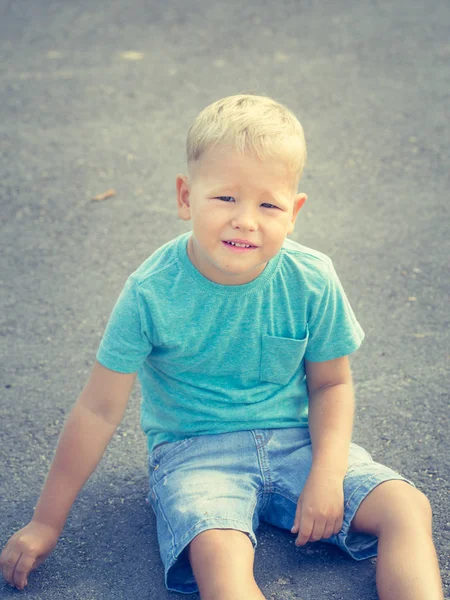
(0, 361, 137, 590)
(307, 356, 354, 476)
(291, 356, 354, 545)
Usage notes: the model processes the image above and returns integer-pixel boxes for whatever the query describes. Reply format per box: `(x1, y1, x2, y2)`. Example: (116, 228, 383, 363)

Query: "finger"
(291, 500, 303, 534)
(1, 548, 14, 585)
(13, 553, 35, 590)
(2, 549, 21, 587)
(333, 514, 344, 536)
(296, 514, 314, 546)
(310, 518, 326, 542)
(322, 519, 336, 540)
(291, 510, 301, 534)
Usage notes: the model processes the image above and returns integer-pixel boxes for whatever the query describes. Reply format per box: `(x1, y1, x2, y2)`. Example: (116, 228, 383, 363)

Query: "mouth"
(222, 240, 258, 253)
(223, 240, 257, 248)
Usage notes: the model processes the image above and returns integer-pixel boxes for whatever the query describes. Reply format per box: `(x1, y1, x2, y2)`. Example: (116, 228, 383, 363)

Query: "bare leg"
(188, 529, 266, 600)
(351, 480, 444, 600)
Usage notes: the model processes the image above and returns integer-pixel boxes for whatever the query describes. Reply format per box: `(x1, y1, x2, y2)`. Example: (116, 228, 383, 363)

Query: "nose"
(231, 206, 258, 231)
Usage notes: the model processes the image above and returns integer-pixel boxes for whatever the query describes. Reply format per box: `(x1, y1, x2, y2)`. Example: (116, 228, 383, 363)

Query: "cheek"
(265, 218, 289, 238)
(198, 204, 222, 221)
(193, 211, 212, 229)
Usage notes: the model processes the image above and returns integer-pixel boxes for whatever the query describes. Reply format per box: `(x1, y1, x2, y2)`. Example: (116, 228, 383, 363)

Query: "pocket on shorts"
(260, 332, 308, 385)
(149, 437, 197, 482)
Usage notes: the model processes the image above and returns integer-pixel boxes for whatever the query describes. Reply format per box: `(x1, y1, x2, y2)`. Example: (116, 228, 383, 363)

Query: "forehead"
(189, 145, 297, 194)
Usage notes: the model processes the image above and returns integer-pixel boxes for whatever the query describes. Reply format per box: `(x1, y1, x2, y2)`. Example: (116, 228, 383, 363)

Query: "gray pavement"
(1, 0, 449, 598)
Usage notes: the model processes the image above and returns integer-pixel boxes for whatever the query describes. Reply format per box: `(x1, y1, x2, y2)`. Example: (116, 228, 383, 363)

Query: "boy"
(0, 94, 444, 599)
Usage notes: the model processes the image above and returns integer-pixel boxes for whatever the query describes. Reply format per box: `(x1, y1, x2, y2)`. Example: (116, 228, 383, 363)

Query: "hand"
(291, 467, 344, 546)
(0, 521, 59, 590)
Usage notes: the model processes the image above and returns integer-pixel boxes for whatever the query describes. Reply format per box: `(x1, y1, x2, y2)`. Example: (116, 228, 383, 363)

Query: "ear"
(176, 174, 191, 221)
(287, 193, 307, 234)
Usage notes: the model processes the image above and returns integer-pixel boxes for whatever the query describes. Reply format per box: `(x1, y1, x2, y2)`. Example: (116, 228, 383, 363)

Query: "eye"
(261, 203, 279, 209)
(216, 196, 235, 202)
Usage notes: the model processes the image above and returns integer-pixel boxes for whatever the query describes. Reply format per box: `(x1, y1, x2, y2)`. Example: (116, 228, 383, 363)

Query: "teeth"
(228, 241, 251, 248)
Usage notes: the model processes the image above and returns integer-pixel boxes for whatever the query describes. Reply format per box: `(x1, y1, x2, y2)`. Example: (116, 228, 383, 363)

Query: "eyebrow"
(208, 186, 239, 195)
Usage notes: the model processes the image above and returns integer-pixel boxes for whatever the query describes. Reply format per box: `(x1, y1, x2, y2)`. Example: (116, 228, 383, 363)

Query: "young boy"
(0, 95, 444, 599)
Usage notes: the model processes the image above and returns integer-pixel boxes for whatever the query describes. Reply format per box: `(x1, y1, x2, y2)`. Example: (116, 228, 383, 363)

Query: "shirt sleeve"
(96, 276, 152, 373)
(305, 260, 364, 362)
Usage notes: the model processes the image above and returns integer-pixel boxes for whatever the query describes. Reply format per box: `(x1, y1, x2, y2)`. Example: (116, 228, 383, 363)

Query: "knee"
(410, 488, 433, 521)
(381, 484, 433, 532)
(188, 528, 255, 574)
(188, 530, 258, 600)
(353, 481, 434, 537)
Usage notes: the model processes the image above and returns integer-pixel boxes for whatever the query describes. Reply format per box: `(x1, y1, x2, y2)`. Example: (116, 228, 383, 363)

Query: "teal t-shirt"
(96, 232, 364, 454)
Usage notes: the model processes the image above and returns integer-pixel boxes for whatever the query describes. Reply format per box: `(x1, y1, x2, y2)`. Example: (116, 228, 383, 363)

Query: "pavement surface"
(1, 0, 449, 598)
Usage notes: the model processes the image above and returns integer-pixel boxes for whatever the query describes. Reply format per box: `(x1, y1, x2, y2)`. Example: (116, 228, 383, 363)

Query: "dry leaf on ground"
(92, 189, 116, 201)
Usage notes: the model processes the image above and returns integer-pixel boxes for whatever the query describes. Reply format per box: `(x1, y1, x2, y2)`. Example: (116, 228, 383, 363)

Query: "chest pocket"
(260, 332, 309, 386)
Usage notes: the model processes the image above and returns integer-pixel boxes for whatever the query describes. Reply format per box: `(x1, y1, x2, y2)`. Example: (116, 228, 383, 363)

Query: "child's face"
(177, 144, 306, 285)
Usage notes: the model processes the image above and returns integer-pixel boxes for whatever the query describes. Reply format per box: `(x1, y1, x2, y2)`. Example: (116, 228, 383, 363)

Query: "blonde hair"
(186, 94, 307, 182)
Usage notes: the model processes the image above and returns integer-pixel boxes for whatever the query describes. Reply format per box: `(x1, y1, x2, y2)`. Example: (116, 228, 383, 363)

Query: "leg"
(188, 529, 266, 600)
(351, 480, 444, 600)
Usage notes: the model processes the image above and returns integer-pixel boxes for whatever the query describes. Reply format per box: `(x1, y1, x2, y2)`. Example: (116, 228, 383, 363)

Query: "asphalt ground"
(0, 0, 449, 598)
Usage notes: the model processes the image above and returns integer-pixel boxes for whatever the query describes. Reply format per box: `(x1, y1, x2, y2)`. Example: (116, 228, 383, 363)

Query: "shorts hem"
(165, 517, 257, 594)
(337, 474, 415, 560)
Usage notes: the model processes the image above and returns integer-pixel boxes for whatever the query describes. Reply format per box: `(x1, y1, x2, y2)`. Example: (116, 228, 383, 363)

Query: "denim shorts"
(147, 427, 413, 594)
